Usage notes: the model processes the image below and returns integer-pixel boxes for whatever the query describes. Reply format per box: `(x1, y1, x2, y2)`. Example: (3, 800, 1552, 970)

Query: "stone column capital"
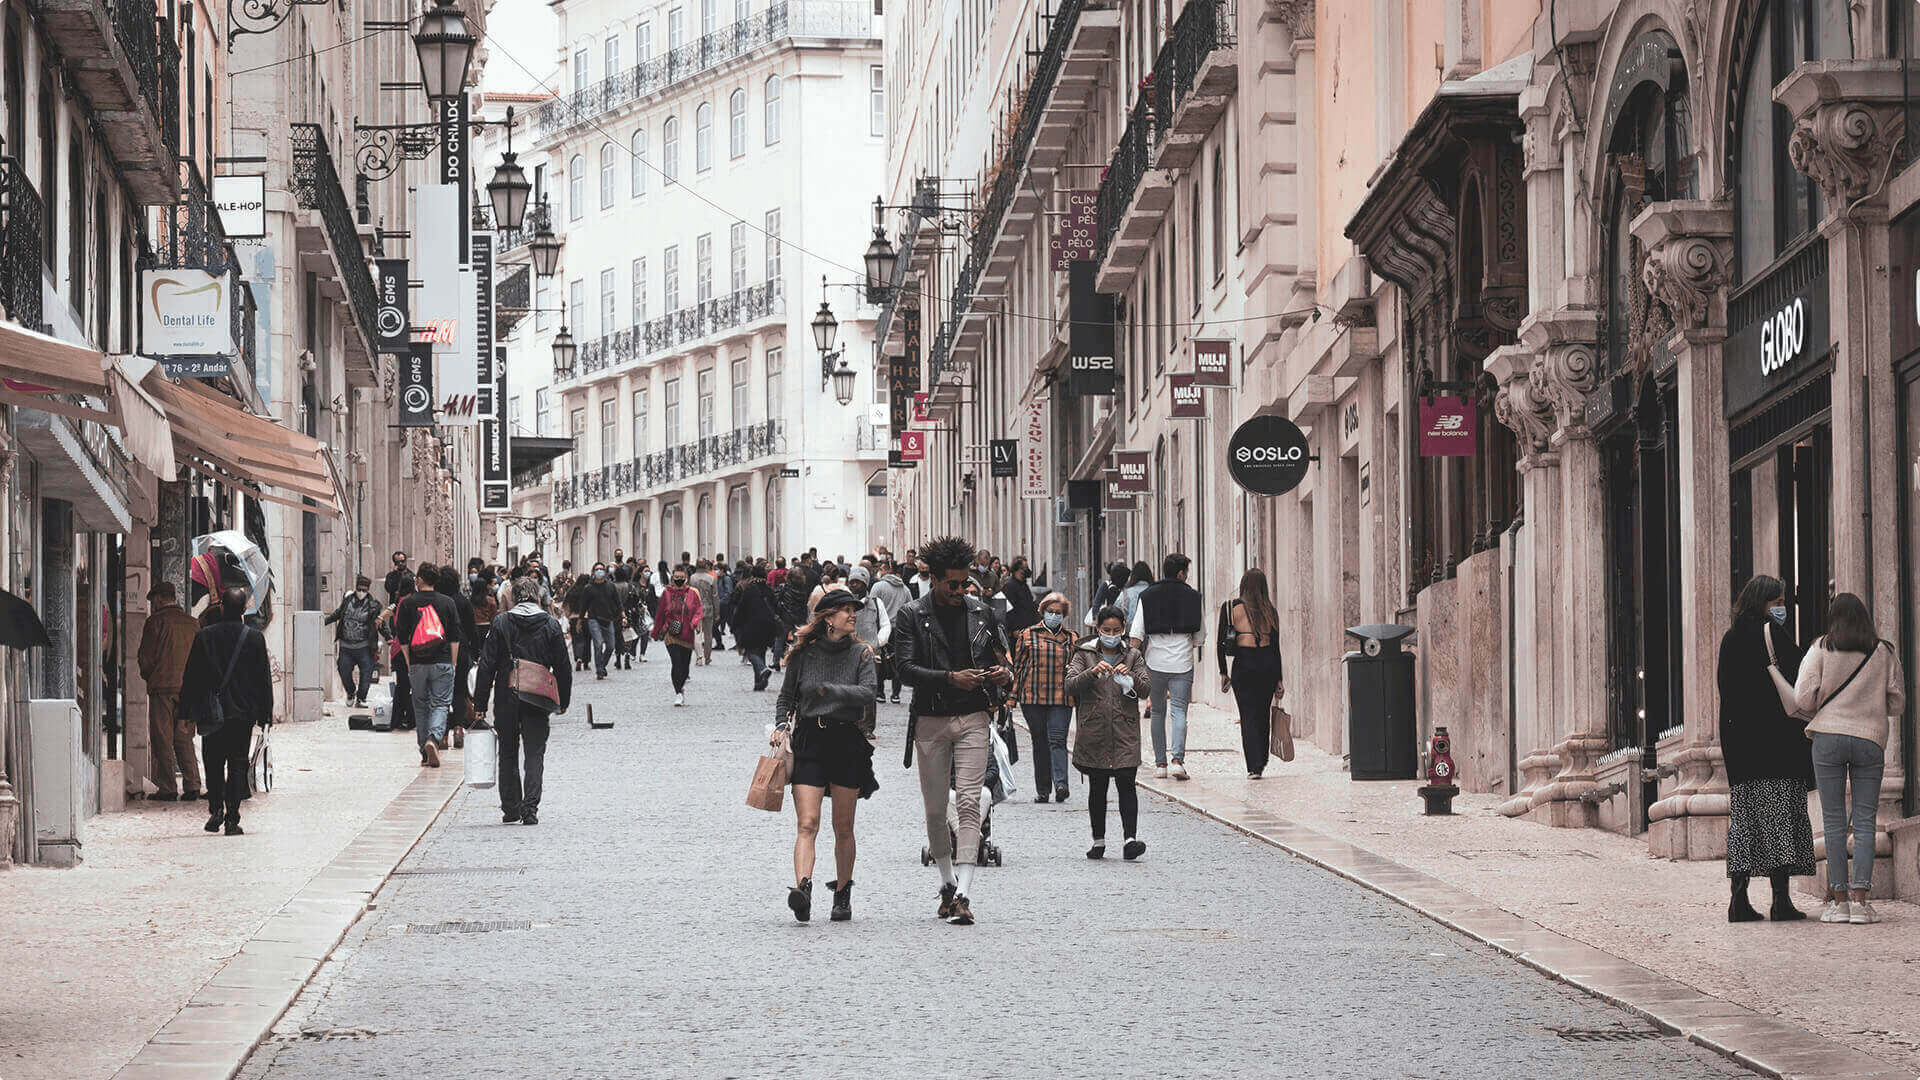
(1267, 0, 1313, 39)
(1486, 344, 1554, 456)
(1630, 199, 1734, 333)
(1775, 59, 1910, 208)
(1517, 308, 1600, 439)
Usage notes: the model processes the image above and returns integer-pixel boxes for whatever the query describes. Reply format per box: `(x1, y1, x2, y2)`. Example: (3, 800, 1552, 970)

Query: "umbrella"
(192, 530, 273, 615)
(0, 587, 51, 649)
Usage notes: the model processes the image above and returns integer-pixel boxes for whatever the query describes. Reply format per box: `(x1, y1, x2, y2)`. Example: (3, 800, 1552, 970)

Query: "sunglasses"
(940, 579, 968, 591)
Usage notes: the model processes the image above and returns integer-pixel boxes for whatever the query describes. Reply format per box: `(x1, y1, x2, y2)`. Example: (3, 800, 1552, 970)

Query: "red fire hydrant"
(1419, 726, 1459, 815)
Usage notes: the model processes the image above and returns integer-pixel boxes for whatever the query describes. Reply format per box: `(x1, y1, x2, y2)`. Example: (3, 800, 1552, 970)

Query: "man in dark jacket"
(580, 562, 622, 679)
(178, 587, 272, 835)
(324, 574, 384, 707)
(1001, 557, 1040, 635)
(732, 563, 784, 690)
(474, 576, 573, 826)
(890, 535, 1011, 926)
(394, 564, 462, 767)
(383, 550, 413, 606)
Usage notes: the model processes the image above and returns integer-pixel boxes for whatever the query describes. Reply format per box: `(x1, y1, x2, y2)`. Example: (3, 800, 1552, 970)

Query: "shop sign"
(141, 268, 234, 357)
(989, 439, 1017, 478)
(1051, 191, 1097, 271)
(1169, 373, 1206, 417)
(436, 265, 480, 423)
(1067, 260, 1117, 396)
(1894, 207, 1920, 365)
(414, 184, 461, 331)
(778, 466, 801, 478)
(911, 391, 932, 428)
(1112, 448, 1149, 492)
(439, 94, 469, 261)
(1021, 396, 1048, 499)
(1724, 256, 1830, 416)
(1226, 414, 1310, 496)
(399, 343, 435, 426)
(1418, 396, 1478, 457)
(375, 259, 410, 353)
(1193, 338, 1232, 386)
(899, 429, 926, 461)
(887, 449, 917, 470)
(210, 174, 266, 238)
(1102, 469, 1140, 511)
(480, 346, 510, 510)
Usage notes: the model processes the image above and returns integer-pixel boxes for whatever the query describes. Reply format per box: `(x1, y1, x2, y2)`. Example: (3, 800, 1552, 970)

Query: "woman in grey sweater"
(771, 589, 879, 922)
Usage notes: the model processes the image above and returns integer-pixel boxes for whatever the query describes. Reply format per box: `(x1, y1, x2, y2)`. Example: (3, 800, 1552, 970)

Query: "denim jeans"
(408, 661, 455, 747)
(1021, 704, 1072, 792)
(1148, 667, 1193, 766)
(588, 617, 615, 675)
(1811, 732, 1886, 891)
(337, 644, 376, 701)
(745, 646, 769, 684)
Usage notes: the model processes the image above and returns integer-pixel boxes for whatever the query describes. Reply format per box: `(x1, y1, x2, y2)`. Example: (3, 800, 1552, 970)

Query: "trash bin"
(1344, 624, 1417, 780)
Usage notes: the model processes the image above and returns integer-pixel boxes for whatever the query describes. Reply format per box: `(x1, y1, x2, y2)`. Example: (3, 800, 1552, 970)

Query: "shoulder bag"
(191, 631, 250, 737)
(1803, 638, 1883, 720)
(1761, 624, 1808, 720)
(500, 618, 562, 713)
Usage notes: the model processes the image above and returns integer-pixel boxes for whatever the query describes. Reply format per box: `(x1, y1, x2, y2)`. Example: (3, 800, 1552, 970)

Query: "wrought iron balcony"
(855, 415, 889, 451)
(291, 124, 379, 357)
(36, 0, 181, 202)
(568, 279, 785, 383)
(150, 158, 231, 272)
(0, 156, 45, 333)
(496, 264, 532, 335)
(533, 1, 877, 140)
(552, 419, 786, 510)
(970, 0, 1084, 272)
(495, 200, 550, 255)
(1095, 90, 1159, 268)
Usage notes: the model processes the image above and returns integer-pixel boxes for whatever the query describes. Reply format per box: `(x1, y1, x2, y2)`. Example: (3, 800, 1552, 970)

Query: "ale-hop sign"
(1227, 414, 1311, 496)
(1102, 469, 1140, 511)
(1169, 373, 1206, 417)
(898, 429, 926, 461)
(1112, 449, 1149, 493)
(210, 174, 266, 238)
(1051, 191, 1097, 271)
(399, 343, 435, 427)
(1192, 338, 1233, 386)
(1417, 396, 1478, 457)
(989, 439, 1017, 478)
(375, 258, 410, 354)
(1021, 396, 1048, 499)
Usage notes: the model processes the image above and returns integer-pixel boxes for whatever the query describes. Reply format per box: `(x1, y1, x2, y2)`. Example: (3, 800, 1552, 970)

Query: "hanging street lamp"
(862, 198, 898, 304)
(528, 198, 563, 278)
(413, 0, 477, 101)
(552, 319, 577, 381)
(486, 106, 532, 233)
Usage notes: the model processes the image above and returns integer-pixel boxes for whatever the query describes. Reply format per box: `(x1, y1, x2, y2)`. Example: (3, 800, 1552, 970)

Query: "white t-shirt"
(1130, 603, 1197, 674)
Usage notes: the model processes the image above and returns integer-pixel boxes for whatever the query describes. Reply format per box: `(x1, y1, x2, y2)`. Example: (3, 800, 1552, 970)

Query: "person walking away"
(714, 557, 736, 653)
(1001, 558, 1041, 635)
(611, 565, 638, 669)
(178, 587, 272, 834)
(324, 575, 384, 707)
(869, 560, 914, 703)
(1793, 593, 1905, 925)
(1084, 563, 1130, 629)
(379, 580, 415, 735)
(1116, 561, 1153, 637)
(1217, 568, 1287, 779)
(845, 568, 893, 701)
(893, 535, 1012, 926)
(563, 569, 592, 671)
(438, 566, 479, 748)
(690, 560, 720, 665)
(633, 565, 658, 663)
(137, 582, 202, 802)
(1012, 592, 1077, 803)
(1069, 607, 1150, 860)
(1716, 575, 1815, 922)
(771, 589, 881, 922)
(1130, 554, 1203, 780)
(733, 563, 784, 690)
(775, 565, 812, 670)
(473, 576, 573, 826)
(394, 564, 461, 767)
(653, 569, 704, 705)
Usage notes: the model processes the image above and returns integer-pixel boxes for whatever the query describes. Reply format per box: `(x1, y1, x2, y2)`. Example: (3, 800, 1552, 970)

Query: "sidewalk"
(0, 710, 458, 1080)
(1135, 700, 1920, 1078)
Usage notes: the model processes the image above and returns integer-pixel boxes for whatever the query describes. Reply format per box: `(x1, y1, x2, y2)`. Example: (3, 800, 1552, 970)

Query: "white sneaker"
(1849, 900, 1880, 925)
(1170, 761, 1189, 780)
(674, 693, 685, 707)
(1820, 899, 1851, 923)
(1154, 765, 1169, 779)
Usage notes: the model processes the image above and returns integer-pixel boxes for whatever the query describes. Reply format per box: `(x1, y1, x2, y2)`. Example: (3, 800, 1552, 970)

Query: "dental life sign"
(141, 268, 234, 362)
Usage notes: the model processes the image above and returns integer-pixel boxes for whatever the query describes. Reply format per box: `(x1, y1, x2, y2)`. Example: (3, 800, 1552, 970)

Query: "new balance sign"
(1418, 396, 1478, 457)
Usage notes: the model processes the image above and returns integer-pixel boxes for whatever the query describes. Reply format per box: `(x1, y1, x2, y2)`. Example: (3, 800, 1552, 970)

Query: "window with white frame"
(631, 257, 647, 324)
(870, 65, 885, 137)
(729, 89, 747, 158)
(600, 398, 617, 464)
(730, 355, 749, 423)
(764, 209, 781, 281)
(697, 367, 715, 437)
(568, 278, 585, 332)
(695, 233, 713, 303)
(567, 155, 584, 220)
(599, 267, 617, 334)
(599, 141, 616, 208)
(535, 387, 550, 434)
(729, 222, 747, 292)
(765, 346, 783, 419)
(509, 394, 523, 432)
(630, 129, 647, 195)
(700, 0, 716, 35)
(735, 0, 749, 22)
(570, 405, 587, 444)
(663, 246, 680, 310)
(604, 36, 620, 80)
(664, 377, 682, 441)
(573, 48, 590, 93)
(763, 75, 782, 144)
(636, 21, 651, 62)
(662, 116, 679, 182)
(632, 388, 648, 452)
(668, 7, 685, 48)
(695, 103, 713, 171)
(536, 282, 553, 332)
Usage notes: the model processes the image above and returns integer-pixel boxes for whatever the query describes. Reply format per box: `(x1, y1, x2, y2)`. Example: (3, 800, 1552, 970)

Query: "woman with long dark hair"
(1715, 575, 1814, 922)
(1217, 568, 1286, 778)
(769, 589, 879, 922)
(1795, 592, 1905, 925)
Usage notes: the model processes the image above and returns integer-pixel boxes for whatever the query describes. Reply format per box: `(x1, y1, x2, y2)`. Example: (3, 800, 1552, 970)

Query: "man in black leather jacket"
(890, 535, 1010, 926)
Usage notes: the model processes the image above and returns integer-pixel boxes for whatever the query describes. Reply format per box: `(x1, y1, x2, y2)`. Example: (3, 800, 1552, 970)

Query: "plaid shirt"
(1012, 624, 1077, 706)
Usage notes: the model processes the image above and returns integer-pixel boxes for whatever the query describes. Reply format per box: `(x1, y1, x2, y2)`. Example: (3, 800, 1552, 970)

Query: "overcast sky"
(479, 0, 559, 95)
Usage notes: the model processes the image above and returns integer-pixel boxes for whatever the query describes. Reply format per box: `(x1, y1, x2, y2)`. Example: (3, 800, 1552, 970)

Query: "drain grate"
(406, 919, 535, 935)
(1552, 1028, 1669, 1043)
(392, 867, 526, 878)
(272, 1028, 380, 1042)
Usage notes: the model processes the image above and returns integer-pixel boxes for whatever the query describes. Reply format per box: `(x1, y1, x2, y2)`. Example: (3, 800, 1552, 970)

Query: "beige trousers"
(915, 711, 992, 865)
(148, 692, 201, 796)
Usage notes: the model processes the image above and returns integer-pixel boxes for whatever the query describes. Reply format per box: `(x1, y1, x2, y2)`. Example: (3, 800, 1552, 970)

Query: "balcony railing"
(290, 124, 378, 355)
(496, 264, 531, 335)
(0, 156, 44, 333)
(970, 0, 1084, 271)
(111, 2, 179, 160)
(553, 418, 787, 510)
(568, 279, 785, 383)
(856, 415, 888, 451)
(929, 250, 980, 384)
(495, 200, 550, 255)
(1162, 0, 1235, 107)
(1095, 90, 1158, 266)
(533, 1, 877, 140)
(150, 158, 230, 272)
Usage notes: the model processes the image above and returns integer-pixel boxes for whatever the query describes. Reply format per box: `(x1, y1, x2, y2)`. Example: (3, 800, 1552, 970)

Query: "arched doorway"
(661, 502, 684, 565)
(726, 484, 749, 562)
(633, 508, 650, 565)
(596, 518, 617, 564)
(764, 475, 784, 557)
(696, 493, 715, 558)
(568, 525, 584, 572)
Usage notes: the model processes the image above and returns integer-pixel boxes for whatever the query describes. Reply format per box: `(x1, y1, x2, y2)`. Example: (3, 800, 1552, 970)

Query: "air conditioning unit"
(29, 699, 83, 867)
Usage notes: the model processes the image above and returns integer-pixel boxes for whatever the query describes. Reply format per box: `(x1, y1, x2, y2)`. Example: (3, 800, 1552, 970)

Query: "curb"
(111, 765, 465, 1080)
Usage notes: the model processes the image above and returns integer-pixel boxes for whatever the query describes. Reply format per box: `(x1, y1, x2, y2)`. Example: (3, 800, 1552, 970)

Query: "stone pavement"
(0, 706, 458, 1080)
(1131, 699, 1920, 1078)
(232, 654, 1751, 1080)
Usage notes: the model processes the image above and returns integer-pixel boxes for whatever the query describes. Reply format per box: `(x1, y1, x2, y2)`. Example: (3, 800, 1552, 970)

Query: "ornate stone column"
(1632, 199, 1736, 859)
(1489, 343, 1559, 815)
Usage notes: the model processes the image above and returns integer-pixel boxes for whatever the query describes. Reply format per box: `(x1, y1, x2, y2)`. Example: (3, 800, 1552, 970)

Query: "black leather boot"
(828, 879, 853, 922)
(1769, 872, 1806, 921)
(1727, 875, 1763, 922)
(787, 877, 812, 922)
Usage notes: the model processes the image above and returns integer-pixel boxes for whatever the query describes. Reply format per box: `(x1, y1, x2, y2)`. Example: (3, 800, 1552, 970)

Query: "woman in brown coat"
(1067, 606, 1152, 861)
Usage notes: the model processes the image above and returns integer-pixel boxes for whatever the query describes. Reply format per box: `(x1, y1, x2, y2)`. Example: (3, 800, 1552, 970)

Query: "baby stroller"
(921, 711, 1018, 868)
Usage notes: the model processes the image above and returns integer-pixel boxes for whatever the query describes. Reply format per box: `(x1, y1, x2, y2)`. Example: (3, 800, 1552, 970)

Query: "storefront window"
(1733, 0, 1851, 283)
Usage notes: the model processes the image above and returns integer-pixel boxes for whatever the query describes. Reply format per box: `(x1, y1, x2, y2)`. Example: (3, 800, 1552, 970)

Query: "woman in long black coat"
(1715, 574, 1814, 923)
(732, 563, 785, 691)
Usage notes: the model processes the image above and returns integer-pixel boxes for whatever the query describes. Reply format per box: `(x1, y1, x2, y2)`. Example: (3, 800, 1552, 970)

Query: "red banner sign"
(1051, 191, 1098, 270)
(1170, 374, 1206, 417)
(1102, 469, 1139, 511)
(1192, 338, 1232, 386)
(899, 429, 926, 461)
(1112, 449, 1149, 492)
(1418, 396, 1478, 457)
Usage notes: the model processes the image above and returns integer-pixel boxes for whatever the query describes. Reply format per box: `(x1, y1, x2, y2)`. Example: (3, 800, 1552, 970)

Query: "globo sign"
(1760, 297, 1805, 377)
(1227, 414, 1311, 496)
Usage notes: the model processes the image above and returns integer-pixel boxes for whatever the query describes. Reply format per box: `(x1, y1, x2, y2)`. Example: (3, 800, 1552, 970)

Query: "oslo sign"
(1227, 414, 1310, 496)
(1418, 396, 1478, 457)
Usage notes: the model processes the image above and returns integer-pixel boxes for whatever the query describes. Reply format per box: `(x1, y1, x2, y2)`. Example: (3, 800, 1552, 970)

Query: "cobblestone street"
(229, 656, 1756, 1079)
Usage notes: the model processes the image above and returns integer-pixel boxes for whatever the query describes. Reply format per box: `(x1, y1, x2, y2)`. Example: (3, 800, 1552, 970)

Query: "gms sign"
(141, 268, 235, 372)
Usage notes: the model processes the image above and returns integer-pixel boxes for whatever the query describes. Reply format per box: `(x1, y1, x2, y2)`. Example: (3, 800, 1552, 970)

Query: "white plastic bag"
(463, 727, 497, 789)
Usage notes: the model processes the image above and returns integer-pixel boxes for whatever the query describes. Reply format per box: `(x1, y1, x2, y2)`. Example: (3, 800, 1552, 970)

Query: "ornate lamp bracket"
(228, 0, 337, 49)
(354, 123, 439, 182)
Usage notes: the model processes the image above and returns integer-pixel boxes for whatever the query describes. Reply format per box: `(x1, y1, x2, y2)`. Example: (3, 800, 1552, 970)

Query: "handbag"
(500, 618, 562, 712)
(1761, 624, 1808, 720)
(746, 752, 789, 811)
(1269, 698, 1295, 762)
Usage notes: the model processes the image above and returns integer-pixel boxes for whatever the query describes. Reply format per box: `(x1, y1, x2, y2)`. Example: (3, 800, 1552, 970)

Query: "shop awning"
(0, 319, 111, 397)
(510, 435, 574, 475)
(145, 377, 346, 518)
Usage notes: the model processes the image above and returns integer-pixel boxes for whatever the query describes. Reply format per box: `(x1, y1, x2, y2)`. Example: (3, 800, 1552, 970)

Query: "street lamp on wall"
(810, 283, 857, 407)
(486, 106, 532, 233)
(861, 197, 899, 304)
(551, 308, 577, 381)
(528, 198, 563, 278)
(413, 0, 477, 101)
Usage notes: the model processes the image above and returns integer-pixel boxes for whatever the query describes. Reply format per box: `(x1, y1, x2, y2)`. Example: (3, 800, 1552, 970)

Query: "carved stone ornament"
(1774, 60, 1912, 208)
(1267, 0, 1313, 39)
(1488, 347, 1555, 454)
(1641, 233, 1727, 330)
(1539, 343, 1599, 423)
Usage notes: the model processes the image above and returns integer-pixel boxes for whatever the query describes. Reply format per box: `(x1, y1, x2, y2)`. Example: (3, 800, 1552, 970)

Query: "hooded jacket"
(1067, 638, 1151, 771)
(473, 604, 574, 718)
(869, 572, 913, 627)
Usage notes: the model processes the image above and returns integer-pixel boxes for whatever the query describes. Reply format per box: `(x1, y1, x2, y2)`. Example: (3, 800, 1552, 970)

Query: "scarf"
(1140, 578, 1202, 635)
(510, 601, 543, 616)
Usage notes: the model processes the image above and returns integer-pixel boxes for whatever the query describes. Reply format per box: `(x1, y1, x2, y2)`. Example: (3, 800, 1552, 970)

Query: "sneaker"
(1820, 899, 1851, 923)
(520, 810, 539, 826)
(890, 695, 901, 704)
(1123, 838, 1146, 861)
(223, 821, 244, 836)
(502, 809, 522, 824)
(451, 728, 465, 749)
(422, 742, 441, 768)
(1054, 783, 1069, 804)
(947, 894, 974, 925)
(936, 882, 957, 920)
(1086, 843, 1106, 859)
(1033, 792, 1050, 804)
(1170, 761, 1189, 780)
(674, 693, 685, 707)
(1154, 765, 1169, 779)
(1849, 900, 1881, 925)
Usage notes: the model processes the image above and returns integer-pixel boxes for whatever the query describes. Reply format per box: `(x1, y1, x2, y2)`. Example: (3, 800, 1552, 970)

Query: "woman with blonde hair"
(1012, 591, 1077, 803)
(1217, 568, 1286, 778)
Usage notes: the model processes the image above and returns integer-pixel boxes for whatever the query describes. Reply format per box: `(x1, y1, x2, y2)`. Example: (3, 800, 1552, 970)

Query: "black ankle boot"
(788, 877, 813, 922)
(828, 879, 853, 922)
(1727, 875, 1764, 922)
(1769, 872, 1806, 921)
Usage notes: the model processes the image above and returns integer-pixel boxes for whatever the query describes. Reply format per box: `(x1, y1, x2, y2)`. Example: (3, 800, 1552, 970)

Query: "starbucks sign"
(1226, 414, 1310, 496)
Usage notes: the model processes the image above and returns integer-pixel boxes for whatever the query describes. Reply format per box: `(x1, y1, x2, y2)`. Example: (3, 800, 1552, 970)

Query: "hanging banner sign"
(437, 266, 480, 423)
(1418, 396, 1478, 457)
(481, 346, 510, 509)
(1170, 373, 1207, 417)
(399, 343, 435, 427)
(1112, 449, 1149, 493)
(1102, 469, 1140, 512)
(1227, 414, 1310, 496)
(414, 184, 461, 330)
(140, 268, 235, 357)
(1193, 338, 1233, 387)
(210, 174, 267, 238)
(1051, 191, 1097, 271)
(989, 439, 1018, 478)
(466, 232, 497, 420)
(898, 429, 926, 462)
(911, 391, 933, 429)
(887, 448, 917, 470)
(440, 93, 469, 262)
(1066, 260, 1117, 396)
(889, 308, 922, 439)
(1021, 396, 1048, 499)
(375, 258, 410, 353)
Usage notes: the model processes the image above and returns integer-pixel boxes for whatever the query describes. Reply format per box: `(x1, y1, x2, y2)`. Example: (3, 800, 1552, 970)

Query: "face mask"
(1042, 612, 1064, 631)
(1112, 673, 1136, 697)
(1768, 605, 1787, 625)
(673, 579, 686, 588)
(595, 570, 607, 580)
(1099, 633, 1124, 650)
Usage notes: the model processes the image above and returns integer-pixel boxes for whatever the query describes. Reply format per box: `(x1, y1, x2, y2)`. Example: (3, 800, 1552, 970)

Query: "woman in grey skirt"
(769, 589, 879, 923)
(1714, 575, 1813, 923)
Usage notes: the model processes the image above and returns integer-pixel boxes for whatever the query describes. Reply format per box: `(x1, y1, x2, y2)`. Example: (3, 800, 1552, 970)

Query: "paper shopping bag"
(746, 753, 788, 812)
(1269, 702, 1296, 762)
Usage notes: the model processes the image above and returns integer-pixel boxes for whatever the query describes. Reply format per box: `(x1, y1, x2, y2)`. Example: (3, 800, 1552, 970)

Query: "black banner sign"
(375, 259, 409, 353)
(1067, 260, 1117, 396)
(988, 439, 1017, 478)
(471, 232, 495, 417)
(400, 342, 435, 427)
(889, 307, 922, 453)
(887, 449, 917, 470)
(440, 94, 469, 262)
(481, 346, 509, 509)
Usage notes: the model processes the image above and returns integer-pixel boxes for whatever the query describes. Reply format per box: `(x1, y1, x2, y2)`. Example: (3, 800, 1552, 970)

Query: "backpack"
(410, 599, 447, 650)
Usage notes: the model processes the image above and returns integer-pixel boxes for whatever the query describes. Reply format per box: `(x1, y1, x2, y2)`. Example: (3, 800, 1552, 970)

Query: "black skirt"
(1725, 778, 1815, 878)
(788, 715, 879, 798)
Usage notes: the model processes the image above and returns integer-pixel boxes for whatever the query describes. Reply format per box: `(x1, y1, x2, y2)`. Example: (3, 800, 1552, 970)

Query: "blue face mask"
(1768, 605, 1787, 625)
(1042, 612, 1064, 631)
(1099, 633, 1124, 651)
